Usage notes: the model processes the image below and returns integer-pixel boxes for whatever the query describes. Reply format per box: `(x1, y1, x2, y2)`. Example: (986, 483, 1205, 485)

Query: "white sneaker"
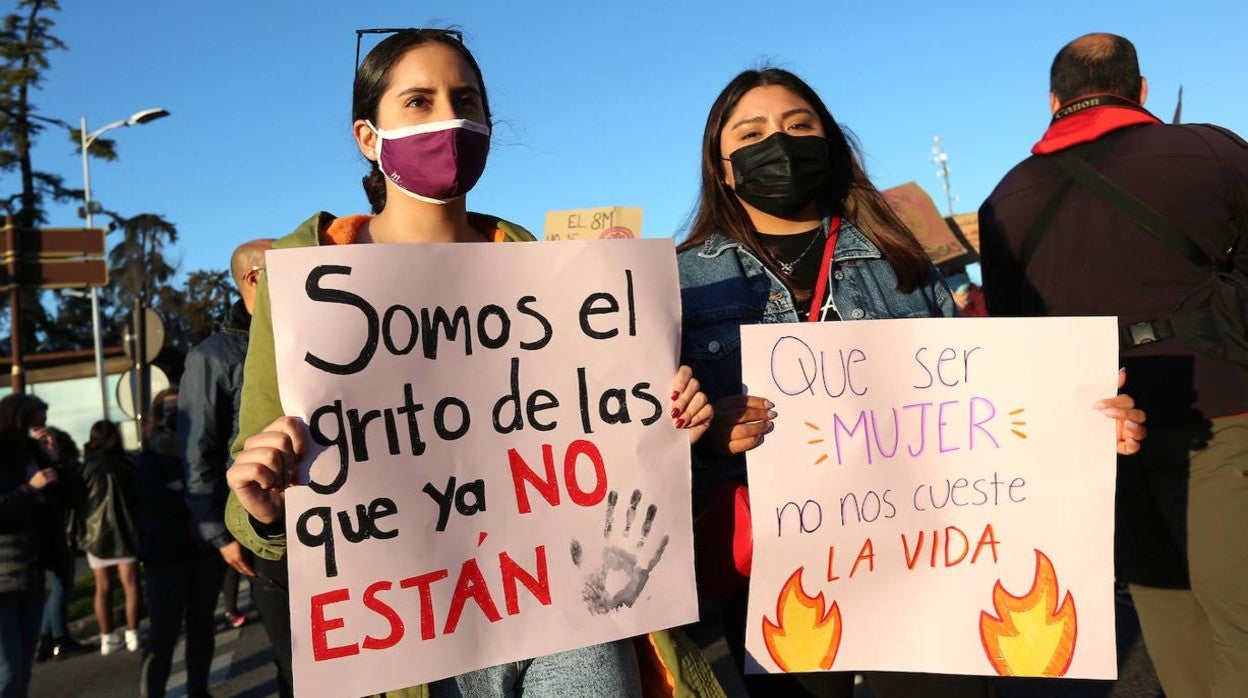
(99, 632, 122, 656)
(124, 628, 140, 652)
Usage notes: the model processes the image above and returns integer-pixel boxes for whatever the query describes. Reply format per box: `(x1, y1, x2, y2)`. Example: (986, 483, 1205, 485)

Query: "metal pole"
(131, 299, 143, 447)
(932, 136, 956, 217)
(81, 116, 110, 421)
(944, 171, 955, 217)
(137, 278, 148, 448)
(9, 283, 21, 393)
(6, 216, 22, 393)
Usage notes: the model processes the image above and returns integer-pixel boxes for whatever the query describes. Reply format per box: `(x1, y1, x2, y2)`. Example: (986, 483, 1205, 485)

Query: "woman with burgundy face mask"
(677, 68, 1147, 698)
(222, 29, 714, 698)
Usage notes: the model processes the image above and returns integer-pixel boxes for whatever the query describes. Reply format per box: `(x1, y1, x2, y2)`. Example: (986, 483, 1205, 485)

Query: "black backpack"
(1021, 134, 1248, 368)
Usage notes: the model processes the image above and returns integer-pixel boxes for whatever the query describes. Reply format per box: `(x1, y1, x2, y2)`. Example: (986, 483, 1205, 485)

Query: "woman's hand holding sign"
(228, 415, 308, 525)
(1095, 369, 1147, 456)
(702, 395, 776, 456)
(670, 365, 713, 445)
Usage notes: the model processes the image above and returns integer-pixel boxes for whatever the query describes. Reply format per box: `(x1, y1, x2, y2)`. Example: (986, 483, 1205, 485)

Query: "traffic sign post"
(116, 364, 170, 419)
(2, 219, 111, 393)
(120, 307, 165, 363)
(7, 250, 18, 393)
(0, 226, 106, 259)
(0, 259, 107, 290)
(121, 304, 167, 447)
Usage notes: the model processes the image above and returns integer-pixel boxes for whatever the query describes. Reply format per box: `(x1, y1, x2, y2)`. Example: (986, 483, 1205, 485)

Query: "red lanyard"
(806, 216, 841, 322)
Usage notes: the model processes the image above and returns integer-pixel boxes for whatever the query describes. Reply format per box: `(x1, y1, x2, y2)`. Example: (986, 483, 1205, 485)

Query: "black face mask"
(726, 132, 830, 218)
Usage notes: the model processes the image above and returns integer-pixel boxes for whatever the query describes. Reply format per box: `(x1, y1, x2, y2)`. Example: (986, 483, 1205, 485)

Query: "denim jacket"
(678, 219, 954, 489)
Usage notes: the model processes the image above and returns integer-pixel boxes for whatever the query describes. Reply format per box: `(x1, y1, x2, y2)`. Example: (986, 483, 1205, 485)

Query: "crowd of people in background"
(0, 233, 287, 698)
(0, 393, 232, 695)
(0, 392, 262, 698)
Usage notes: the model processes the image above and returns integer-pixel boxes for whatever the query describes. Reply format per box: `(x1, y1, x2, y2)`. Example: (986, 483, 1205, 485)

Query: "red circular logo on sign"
(599, 227, 636, 239)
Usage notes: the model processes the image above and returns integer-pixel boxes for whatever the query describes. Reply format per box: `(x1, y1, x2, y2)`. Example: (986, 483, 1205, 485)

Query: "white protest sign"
(266, 239, 695, 697)
(741, 317, 1118, 679)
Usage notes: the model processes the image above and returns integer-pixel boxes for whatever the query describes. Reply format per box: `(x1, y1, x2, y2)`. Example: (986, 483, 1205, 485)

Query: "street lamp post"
(77, 108, 169, 421)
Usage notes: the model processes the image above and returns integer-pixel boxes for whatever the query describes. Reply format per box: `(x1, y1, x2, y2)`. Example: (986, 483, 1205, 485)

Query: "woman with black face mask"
(676, 68, 1148, 698)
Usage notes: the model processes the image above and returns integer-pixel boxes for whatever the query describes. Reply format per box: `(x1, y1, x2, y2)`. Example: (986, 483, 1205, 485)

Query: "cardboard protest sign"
(882, 182, 976, 267)
(544, 206, 642, 241)
(741, 318, 1118, 679)
(265, 240, 695, 697)
(950, 212, 981, 254)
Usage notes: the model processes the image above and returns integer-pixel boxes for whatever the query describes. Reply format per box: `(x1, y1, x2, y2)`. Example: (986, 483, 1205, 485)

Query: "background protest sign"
(265, 239, 695, 697)
(543, 206, 643, 240)
(949, 212, 981, 254)
(882, 182, 977, 267)
(741, 317, 1118, 679)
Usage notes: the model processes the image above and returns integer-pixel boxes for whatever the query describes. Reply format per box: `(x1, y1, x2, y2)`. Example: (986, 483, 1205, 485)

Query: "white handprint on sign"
(570, 489, 669, 615)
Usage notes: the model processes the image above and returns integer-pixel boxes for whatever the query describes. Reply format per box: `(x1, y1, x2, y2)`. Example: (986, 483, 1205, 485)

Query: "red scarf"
(1032, 95, 1161, 155)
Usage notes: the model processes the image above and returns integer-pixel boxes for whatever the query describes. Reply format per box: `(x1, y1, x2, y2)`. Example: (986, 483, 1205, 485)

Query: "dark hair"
(1050, 33, 1142, 104)
(679, 68, 930, 293)
(47, 426, 80, 466)
(0, 394, 48, 448)
(354, 29, 491, 214)
(6, 394, 48, 434)
(0, 394, 23, 440)
(143, 388, 179, 439)
(85, 420, 124, 457)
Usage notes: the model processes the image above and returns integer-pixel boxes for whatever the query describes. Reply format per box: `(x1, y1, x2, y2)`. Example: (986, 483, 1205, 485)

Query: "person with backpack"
(81, 421, 142, 655)
(979, 32, 1248, 698)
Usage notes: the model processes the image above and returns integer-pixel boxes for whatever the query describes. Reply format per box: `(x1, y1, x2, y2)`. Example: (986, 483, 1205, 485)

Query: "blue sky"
(26, 0, 1248, 280)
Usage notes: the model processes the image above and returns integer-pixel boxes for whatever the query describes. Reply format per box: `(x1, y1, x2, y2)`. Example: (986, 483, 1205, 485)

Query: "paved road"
(28, 579, 1162, 697)
(31, 584, 280, 698)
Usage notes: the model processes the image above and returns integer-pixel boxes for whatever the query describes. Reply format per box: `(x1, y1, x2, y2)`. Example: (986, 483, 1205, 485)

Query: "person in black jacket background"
(139, 388, 223, 698)
(980, 32, 1248, 698)
(0, 394, 59, 697)
(179, 238, 273, 631)
(81, 420, 141, 655)
(35, 424, 88, 661)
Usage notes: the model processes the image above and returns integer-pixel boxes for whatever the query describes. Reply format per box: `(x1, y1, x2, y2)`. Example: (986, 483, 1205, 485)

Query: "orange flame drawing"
(762, 568, 842, 672)
(980, 550, 1077, 677)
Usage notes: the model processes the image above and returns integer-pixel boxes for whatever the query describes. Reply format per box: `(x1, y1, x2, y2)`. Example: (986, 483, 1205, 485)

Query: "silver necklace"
(769, 230, 823, 276)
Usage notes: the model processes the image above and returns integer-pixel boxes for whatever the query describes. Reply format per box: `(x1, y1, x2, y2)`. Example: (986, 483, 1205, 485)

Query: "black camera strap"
(1054, 151, 1216, 271)
(1018, 141, 1218, 349)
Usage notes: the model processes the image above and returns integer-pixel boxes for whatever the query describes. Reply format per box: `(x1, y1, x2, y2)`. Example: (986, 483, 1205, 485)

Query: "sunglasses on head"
(354, 27, 464, 72)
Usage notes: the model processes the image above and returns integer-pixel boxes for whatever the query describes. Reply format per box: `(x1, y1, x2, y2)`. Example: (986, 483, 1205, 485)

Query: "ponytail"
(362, 168, 387, 214)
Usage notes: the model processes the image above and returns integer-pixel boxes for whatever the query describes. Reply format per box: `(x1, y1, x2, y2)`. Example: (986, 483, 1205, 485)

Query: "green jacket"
(225, 211, 731, 698)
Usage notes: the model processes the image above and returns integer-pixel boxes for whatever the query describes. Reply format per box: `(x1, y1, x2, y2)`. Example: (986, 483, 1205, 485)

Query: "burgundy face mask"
(367, 118, 490, 204)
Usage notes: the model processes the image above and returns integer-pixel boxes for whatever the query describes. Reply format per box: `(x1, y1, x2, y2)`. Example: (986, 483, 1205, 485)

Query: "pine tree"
(170, 269, 236, 348)
(0, 0, 68, 355)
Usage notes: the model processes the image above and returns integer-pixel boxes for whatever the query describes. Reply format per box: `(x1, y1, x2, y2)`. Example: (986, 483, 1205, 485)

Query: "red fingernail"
(676, 418, 686, 428)
(671, 391, 680, 401)
(670, 407, 680, 418)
